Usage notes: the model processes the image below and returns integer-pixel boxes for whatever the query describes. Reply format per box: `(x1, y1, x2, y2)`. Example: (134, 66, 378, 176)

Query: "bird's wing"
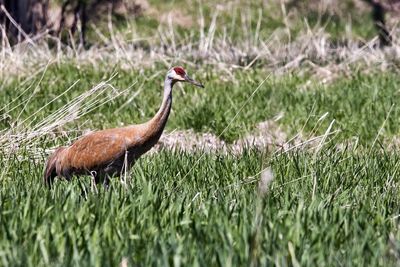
(65, 130, 128, 171)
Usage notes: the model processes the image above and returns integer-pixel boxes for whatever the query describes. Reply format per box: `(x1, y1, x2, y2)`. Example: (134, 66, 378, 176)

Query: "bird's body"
(44, 67, 203, 186)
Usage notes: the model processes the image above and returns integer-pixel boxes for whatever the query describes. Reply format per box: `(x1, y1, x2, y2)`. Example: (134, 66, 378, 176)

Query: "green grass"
(1, 147, 400, 266)
(2, 64, 400, 143)
(1, 64, 400, 265)
(52, 0, 379, 48)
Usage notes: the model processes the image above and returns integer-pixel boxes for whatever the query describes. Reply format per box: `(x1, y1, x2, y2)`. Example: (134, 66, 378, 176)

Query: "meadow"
(1, 0, 400, 266)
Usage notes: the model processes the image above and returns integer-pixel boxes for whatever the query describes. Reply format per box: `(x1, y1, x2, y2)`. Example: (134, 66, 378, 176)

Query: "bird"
(43, 66, 204, 187)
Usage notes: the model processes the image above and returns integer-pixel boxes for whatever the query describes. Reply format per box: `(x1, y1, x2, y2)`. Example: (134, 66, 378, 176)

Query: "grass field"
(1, 0, 400, 266)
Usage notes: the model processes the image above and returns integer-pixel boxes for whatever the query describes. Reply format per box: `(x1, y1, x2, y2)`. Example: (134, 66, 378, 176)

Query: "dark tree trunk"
(0, 0, 144, 47)
(0, 0, 49, 44)
(57, 0, 91, 48)
(363, 0, 392, 46)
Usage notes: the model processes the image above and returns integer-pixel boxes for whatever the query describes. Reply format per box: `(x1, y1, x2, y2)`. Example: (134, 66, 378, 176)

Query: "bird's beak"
(185, 75, 204, 88)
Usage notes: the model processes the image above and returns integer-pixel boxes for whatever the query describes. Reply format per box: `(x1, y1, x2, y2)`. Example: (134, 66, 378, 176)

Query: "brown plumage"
(43, 66, 204, 187)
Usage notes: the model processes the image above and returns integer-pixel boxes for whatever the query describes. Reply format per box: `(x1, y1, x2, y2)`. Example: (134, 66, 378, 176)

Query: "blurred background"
(1, 0, 399, 47)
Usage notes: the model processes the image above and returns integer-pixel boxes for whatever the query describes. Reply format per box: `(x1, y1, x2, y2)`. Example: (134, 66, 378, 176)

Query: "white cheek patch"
(168, 69, 178, 79)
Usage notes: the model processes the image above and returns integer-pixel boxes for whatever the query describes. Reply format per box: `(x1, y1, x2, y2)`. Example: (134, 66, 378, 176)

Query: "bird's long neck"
(147, 77, 174, 137)
(124, 77, 173, 153)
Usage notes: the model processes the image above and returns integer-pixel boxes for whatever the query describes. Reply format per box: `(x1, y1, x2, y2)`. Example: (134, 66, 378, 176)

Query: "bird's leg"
(64, 172, 72, 182)
(94, 171, 110, 190)
(103, 175, 111, 190)
(121, 150, 129, 188)
(78, 178, 89, 200)
(90, 171, 98, 194)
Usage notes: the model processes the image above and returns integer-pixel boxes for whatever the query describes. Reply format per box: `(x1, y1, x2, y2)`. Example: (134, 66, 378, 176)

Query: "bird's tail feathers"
(43, 147, 66, 187)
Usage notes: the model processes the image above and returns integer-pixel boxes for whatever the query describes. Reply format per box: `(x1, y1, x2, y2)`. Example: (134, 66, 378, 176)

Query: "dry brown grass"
(1, 2, 400, 84)
(154, 120, 334, 154)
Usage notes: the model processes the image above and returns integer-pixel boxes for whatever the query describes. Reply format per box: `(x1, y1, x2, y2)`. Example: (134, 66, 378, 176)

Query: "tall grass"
(1, 148, 400, 266)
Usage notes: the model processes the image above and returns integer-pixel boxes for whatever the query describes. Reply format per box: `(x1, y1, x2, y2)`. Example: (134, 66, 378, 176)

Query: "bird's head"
(166, 66, 204, 88)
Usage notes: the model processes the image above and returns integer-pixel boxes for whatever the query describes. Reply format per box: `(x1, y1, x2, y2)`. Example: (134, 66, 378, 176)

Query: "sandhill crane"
(44, 66, 204, 187)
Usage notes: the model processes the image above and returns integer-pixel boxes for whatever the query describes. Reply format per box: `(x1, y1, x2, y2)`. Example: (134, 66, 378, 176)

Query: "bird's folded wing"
(66, 131, 127, 170)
